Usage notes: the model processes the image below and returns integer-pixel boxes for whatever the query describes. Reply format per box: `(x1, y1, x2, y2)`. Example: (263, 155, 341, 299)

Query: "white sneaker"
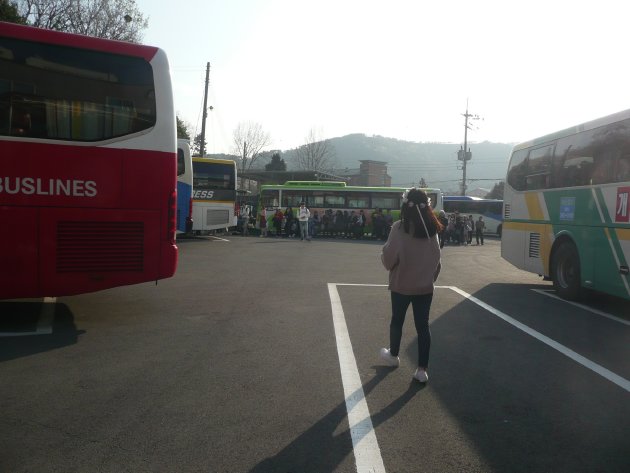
(379, 348, 400, 367)
(413, 368, 428, 383)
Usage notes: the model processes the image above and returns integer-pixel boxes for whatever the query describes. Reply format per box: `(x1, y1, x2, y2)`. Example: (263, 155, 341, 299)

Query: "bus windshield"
(193, 162, 236, 191)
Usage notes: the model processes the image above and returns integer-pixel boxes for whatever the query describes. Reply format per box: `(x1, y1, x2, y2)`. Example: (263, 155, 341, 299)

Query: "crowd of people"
(437, 211, 486, 247)
(241, 202, 488, 247)
(254, 205, 396, 240)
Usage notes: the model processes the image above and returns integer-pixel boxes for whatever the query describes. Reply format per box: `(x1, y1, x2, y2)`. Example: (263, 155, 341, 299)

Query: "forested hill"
(324, 134, 514, 193)
(212, 134, 515, 194)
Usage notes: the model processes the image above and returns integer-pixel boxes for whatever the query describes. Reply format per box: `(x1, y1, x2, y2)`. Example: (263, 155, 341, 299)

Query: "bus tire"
(497, 224, 502, 238)
(552, 241, 581, 301)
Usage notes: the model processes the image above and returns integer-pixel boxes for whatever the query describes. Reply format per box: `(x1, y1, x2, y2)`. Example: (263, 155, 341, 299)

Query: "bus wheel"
(552, 241, 581, 300)
(497, 224, 502, 238)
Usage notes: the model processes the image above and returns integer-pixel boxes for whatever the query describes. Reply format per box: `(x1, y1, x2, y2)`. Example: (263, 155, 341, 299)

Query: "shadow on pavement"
(0, 302, 83, 362)
(248, 366, 425, 473)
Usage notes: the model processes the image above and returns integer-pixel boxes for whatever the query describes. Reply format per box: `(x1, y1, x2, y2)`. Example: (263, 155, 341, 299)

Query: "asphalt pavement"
(1, 234, 628, 472)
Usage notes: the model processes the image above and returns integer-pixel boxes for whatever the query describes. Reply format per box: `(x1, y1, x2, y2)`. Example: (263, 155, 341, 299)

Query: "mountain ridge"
(287, 134, 514, 193)
(210, 133, 515, 194)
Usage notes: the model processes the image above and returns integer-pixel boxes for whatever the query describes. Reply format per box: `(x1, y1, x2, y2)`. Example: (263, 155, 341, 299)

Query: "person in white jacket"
(380, 188, 443, 383)
(297, 202, 311, 241)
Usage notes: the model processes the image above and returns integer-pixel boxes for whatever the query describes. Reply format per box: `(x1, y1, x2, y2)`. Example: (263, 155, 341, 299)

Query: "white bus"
(443, 196, 504, 236)
(502, 109, 630, 301)
(176, 139, 193, 234)
(191, 157, 238, 233)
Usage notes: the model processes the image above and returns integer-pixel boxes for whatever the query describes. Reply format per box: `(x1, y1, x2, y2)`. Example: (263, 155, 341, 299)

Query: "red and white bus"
(0, 22, 178, 299)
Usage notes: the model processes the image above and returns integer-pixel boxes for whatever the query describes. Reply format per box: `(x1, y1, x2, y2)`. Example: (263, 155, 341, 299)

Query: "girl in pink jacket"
(380, 188, 443, 383)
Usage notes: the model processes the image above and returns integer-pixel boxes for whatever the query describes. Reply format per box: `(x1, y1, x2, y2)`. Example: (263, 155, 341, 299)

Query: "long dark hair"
(400, 188, 444, 238)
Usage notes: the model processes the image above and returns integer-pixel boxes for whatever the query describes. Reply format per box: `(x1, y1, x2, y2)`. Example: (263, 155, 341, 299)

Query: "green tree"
(485, 181, 504, 199)
(265, 152, 286, 171)
(0, 0, 25, 23)
(192, 133, 206, 157)
(16, 0, 148, 42)
(176, 116, 190, 140)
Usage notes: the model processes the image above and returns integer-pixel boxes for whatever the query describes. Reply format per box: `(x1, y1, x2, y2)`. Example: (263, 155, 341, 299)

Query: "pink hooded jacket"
(381, 220, 441, 295)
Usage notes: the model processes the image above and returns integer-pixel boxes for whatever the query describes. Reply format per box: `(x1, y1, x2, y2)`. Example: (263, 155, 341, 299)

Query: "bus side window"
(567, 157, 594, 187)
(590, 149, 616, 185)
(525, 145, 553, 190)
(616, 154, 630, 182)
(507, 149, 528, 191)
(177, 149, 185, 176)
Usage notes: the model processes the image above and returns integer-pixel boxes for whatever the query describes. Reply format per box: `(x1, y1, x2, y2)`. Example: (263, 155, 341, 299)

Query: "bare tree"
(17, 0, 148, 42)
(232, 121, 271, 190)
(294, 128, 336, 172)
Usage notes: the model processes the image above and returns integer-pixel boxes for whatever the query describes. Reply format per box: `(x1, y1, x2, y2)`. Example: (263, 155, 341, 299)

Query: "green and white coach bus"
(501, 109, 630, 301)
(258, 181, 443, 233)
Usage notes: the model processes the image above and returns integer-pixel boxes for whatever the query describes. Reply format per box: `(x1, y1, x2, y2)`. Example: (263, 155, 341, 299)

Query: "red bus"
(0, 22, 178, 299)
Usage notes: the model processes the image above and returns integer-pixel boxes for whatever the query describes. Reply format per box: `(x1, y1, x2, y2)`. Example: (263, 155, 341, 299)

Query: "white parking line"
(328, 284, 630, 472)
(209, 235, 230, 242)
(36, 297, 56, 334)
(328, 283, 386, 473)
(447, 286, 630, 393)
(531, 289, 630, 326)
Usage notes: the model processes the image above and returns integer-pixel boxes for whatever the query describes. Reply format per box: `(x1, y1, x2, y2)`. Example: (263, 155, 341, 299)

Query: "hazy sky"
(136, 0, 630, 155)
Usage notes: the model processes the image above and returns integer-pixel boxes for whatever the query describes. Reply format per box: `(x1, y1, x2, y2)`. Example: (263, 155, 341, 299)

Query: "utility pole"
(241, 141, 247, 191)
(200, 62, 210, 157)
(458, 99, 480, 196)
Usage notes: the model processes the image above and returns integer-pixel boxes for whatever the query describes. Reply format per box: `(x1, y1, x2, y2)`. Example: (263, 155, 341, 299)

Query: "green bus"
(258, 181, 443, 235)
(502, 109, 630, 301)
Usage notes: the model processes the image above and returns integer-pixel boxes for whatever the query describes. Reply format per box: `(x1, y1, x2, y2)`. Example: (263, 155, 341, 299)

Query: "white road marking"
(36, 297, 56, 334)
(531, 289, 630, 326)
(209, 235, 230, 242)
(328, 283, 630, 472)
(446, 286, 630, 393)
(0, 297, 56, 337)
(328, 283, 386, 473)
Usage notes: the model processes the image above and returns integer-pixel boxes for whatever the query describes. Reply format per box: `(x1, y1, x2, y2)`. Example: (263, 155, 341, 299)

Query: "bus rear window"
(0, 37, 155, 141)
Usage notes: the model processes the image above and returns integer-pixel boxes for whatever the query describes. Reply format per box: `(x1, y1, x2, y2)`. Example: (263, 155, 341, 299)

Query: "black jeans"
(476, 229, 484, 245)
(389, 291, 433, 368)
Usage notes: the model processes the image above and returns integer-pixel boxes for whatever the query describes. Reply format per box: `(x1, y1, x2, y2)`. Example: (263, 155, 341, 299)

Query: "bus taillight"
(186, 197, 194, 233)
(168, 190, 177, 243)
